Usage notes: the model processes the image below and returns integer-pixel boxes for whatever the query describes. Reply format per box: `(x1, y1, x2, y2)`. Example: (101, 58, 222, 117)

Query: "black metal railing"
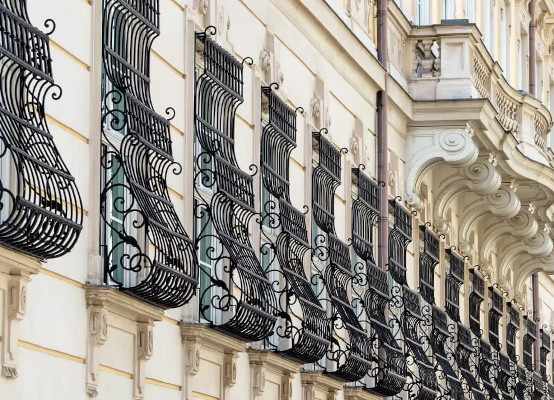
(479, 339, 497, 399)
(540, 329, 550, 380)
(351, 168, 379, 264)
(401, 286, 438, 399)
(523, 317, 537, 371)
(469, 271, 485, 336)
(259, 85, 330, 363)
(489, 288, 503, 350)
(0, 0, 82, 259)
(507, 304, 520, 363)
(99, 0, 197, 309)
(445, 249, 464, 322)
(193, 29, 277, 340)
(419, 226, 439, 304)
(457, 323, 486, 400)
(431, 306, 462, 398)
(311, 133, 372, 382)
(516, 364, 531, 400)
(389, 200, 412, 285)
(498, 352, 514, 399)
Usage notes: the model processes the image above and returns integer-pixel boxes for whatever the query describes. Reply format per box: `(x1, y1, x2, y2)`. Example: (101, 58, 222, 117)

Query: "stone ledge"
(180, 323, 246, 354)
(301, 370, 345, 400)
(0, 247, 40, 276)
(247, 349, 302, 374)
(85, 285, 164, 322)
(344, 386, 384, 400)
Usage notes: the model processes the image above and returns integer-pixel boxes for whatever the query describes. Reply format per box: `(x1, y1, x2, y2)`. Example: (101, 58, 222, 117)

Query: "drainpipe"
(532, 272, 540, 371)
(529, 0, 536, 95)
(377, 0, 389, 270)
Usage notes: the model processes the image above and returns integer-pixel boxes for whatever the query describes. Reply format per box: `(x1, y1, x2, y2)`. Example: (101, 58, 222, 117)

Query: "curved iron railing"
(457, 323, 486, 400)
(100, 0, 198, 308)
(260, 84, 330, 362)
(389, 200, 412, 285)
(469, 271, 485, 336)
(489, 288, 503, 350)
(311, 130, 372, 382)
(498, 352, 514, 399)
(419, 225, 439, 304)
(401, 286, 438, 400)
(445, 249, 464, 322)
(0, 0, 82, 258)
(193, 29, 277, 341)
(479, 339, 498, 399)
(431, 306, 463, 399)
(540, 328, 550, 380)
(515, 364, 531, 400)
(507, 304, 520, 363)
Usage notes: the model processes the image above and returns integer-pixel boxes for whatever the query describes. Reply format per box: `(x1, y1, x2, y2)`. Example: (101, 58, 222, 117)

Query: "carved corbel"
(135, 322, 154, 399)
(250, 359, 266, 397)
(224, 351, 238, 389)
(1, 275, 30, 378)
(458, 182, 521, 247)
(281, 373, 294, 400)
(433, 155, 501, 233)
(86, 306, 109, 397)
(479, 208, 538, 264)
(406, 125, 478, 210)
(498, 226, 553, 280)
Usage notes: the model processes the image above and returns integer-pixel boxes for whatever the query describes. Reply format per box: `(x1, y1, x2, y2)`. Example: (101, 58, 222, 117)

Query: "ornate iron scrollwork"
(100, 0, 198, 309)
(259, 84, 330, 362)
(431, 306, 463, 399)
(479, 339, 498, 399)
(351, 169, 407, 395)
(516, 364, 532, 400)
(489, 288, 503, 350)
(193, 29, 277, 340)
(469, 270, 485, 336)
(419, 226, 439, 304)
(540, 328, 550, 381)
(523, 317, 537, 371)
(0, 0, 83, 258)
(445, 249, 464, 322)
(457, 323, 486, 400)
(401, 286, 438, 400)
(498, 352, 514, 399)
(507, 304, 520, 363)
(532, 371, 544, 399)
(311, 130, 372, 382)
(389, 200, 412, 285)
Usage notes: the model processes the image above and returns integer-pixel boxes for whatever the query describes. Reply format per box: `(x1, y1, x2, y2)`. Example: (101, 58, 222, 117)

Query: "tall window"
(443, 0, 455, 19)
(466, 0, 475, 22)
(415, 0, 431, 25)
(484, 0, 494, 54)
(500, 5, 508, 76)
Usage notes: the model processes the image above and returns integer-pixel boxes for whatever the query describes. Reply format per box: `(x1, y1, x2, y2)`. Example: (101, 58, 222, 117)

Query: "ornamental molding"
(300, 371, 343, 400)
(344, 387, 383, 400)
(85, 286, 162, 398)
(406, 126, 478, 210)
(479, 209, 539, 263)
(0, 248, 40, 378)
(248, 350, 300, 400)
(432, 155, 501, 228)
(457, 182, 521, 248)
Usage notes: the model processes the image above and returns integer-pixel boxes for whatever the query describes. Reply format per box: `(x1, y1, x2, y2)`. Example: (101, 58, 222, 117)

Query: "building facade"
(1, 0, 554, 399)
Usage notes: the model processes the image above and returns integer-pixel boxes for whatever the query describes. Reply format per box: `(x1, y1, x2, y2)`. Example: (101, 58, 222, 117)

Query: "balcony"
(403, 23, 552, 167)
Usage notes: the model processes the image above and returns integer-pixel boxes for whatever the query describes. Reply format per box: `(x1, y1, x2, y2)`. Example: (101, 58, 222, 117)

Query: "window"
(415, 0, 431, 25)
(500, 5, 507, 75)
(466, 0, 475, 22)
(483, 0, 494, 53)
(443, 0, 455, 20)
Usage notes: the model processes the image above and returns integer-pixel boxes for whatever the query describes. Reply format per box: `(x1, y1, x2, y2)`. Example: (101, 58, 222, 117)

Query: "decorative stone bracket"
(248, 350, 301, 400)
(0, 249, 40, 379)
(344, 387, 383, 400)
(85, 286, 162, 399)
(406, 125, 478, 210)
(300, 371, 344, 400)
(181, 323, 245, 400)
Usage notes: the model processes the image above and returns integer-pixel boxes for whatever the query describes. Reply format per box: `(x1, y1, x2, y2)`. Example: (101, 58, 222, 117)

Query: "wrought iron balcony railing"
(498, 352, 513, 399)
(516, 364, 531, 400)
(351, 168, 379, 264)
(389, 200, 412, 285)
(0, 0, 83, 259)
(489, 288, 503, 350)
(193, 28, 277, 339)
(507, 304, 520, 363)
(401, 286, 438, 400)
(457, 323, 486, 400)
(99, 0, 197, 309)
(310, 130, 371, 382)
(445, 249, 464, 322)
(540, 328, 550, 380)
(419, 225, 439, 304)
(523, 317, 537, 371)
(479, 339, 497, 399)
(260, 85, 330, 363)
(469, 271, 485, 336)
(431, 306, 462, 398)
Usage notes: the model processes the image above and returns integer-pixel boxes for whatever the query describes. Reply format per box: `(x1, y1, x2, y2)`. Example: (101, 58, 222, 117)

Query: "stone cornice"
(247, 349, 302, 374)
(343, 387, 383, 400)
(0, 248, 40, 276)
(180, 323, 246, 354)
(85, 285, 164, 322)
(300, 370, 344, 393)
